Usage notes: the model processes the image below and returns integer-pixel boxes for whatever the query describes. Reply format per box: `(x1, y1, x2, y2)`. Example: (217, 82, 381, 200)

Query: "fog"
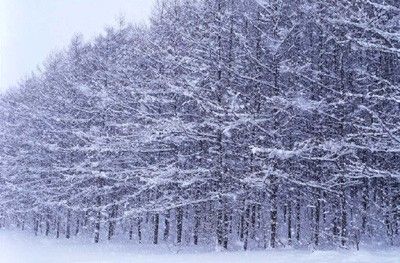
(0, 0, 155, 93)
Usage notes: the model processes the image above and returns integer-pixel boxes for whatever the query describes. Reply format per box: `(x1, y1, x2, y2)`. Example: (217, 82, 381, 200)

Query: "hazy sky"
(0, 0, 156, 93)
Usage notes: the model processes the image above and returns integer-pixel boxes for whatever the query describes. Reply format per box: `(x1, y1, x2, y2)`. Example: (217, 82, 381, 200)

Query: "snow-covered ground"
(0, 230, 399, 263)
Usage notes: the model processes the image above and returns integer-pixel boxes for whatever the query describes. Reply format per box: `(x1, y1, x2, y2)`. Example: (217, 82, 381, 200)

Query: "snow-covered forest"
(0, 0, 399, 252)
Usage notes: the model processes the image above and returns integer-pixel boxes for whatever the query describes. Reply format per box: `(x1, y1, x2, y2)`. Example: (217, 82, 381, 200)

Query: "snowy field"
(0, 230, 399, 263)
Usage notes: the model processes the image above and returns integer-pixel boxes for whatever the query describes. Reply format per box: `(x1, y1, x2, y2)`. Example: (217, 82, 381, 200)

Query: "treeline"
(0, 0, 399, 250)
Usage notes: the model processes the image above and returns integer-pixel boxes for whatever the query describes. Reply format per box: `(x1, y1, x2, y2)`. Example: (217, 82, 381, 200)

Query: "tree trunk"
(75, 218, 80, 236)
(94, 196, 101, 243)
(243, 205, 250, 250)
(361, 178, 369, 234)
(340, 184, 347, 247)
(288, 202, 292, 246)
(222, 210, 229, 249)
(107, 204, 117, 240)
(193, 205, 200, 245)
(163, 210, 170, 241)
(314, 191, 321, 247)
(270, 175, 278, 248)
(176, 207, 183, 244)
(137, 216, 142, 244)
(33, 216, 39, 236)
(153, 213, 159, 245)
(129, 220, 133, 240)
(66, 209, 71, 239)
(296, 198, 301, 242)
(45, 218, 50, 236)
(56, 218, 60, 239)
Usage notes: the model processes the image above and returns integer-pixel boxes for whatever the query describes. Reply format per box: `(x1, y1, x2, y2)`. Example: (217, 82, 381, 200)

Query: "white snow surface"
(0, 230, 399, 263)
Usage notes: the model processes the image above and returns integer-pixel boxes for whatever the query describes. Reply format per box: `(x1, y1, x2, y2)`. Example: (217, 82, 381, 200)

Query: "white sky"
(0, 0, 156, 93)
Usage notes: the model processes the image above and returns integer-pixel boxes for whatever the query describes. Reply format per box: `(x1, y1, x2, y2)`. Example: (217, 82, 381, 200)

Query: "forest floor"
(0, 230, 399, 263)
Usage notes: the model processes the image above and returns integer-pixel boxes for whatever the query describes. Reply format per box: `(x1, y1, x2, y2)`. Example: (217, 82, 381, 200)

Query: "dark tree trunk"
(176, 207, 183, 244)
(107, 205, 118, 240)
(361, 178, 369, 234)
(163, 210, 170, 241)
(314, 192, 321, 247)
(75, 219, 80, 236)
(193, 206, 200, 245)
(296, 198, 301, 242)
(129, 220, 133, 240)
(270, 175, 278, 248)
(288, 202, 292, 246)
(45, 218, 50, 236)
(250, 204, 256, 239)
(94, 196, 101, 243)
(137, 216, 142, 244)
(340, 185, 347, 247)
(66, 210, 71, 239)
(33, 217, 39, 236)
(56, 218, 61, 239)
(243, 205, 250, 251)
(223, 211, 229, 249)
(153, 213, 159, 245)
